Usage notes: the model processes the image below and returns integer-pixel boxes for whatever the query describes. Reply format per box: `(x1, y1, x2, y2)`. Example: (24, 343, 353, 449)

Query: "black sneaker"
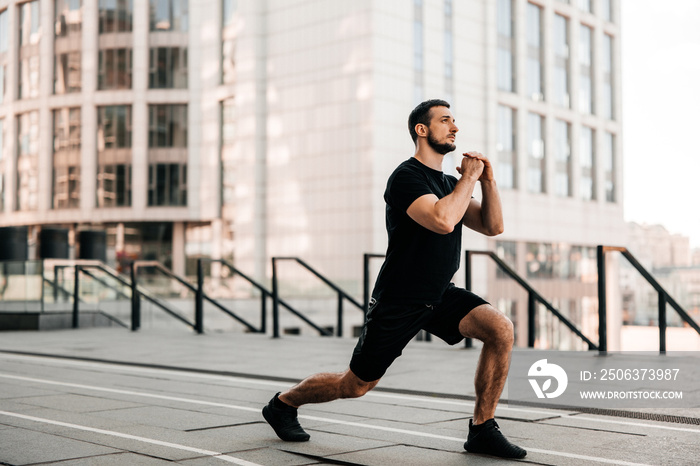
(464, 419, 527, 459)
(262, 393, 310, 442)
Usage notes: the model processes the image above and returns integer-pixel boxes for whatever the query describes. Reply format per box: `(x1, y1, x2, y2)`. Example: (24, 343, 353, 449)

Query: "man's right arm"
(406, 155, 484, 234)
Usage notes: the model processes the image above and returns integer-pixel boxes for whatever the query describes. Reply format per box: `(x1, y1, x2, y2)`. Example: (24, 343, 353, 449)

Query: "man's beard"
(427, 132, 456, 155)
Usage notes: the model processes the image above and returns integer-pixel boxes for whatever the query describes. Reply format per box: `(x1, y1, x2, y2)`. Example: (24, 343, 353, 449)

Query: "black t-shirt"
(372, 157, 462, 304)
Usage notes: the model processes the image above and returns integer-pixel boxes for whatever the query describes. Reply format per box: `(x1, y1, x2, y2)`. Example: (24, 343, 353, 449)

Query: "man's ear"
(415, 123, 428, 138)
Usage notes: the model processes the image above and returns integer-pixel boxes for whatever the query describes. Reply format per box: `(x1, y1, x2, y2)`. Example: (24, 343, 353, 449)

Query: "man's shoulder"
(388, 158, 424, 182)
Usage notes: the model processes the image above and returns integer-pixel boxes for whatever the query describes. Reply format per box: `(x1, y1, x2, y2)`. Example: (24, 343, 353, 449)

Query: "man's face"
(426, 106, 458, 155)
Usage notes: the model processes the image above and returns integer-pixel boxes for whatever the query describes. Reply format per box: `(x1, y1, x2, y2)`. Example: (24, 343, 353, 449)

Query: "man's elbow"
(434, 221, 455, 235)
(484, 224, 504, 236)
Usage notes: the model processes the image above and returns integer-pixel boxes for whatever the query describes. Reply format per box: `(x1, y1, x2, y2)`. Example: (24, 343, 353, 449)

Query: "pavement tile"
(38, 451, 178, 465)
(11, 393, 144, 413)
(92, 405, 242, 431)
(0, 380, 61, 399)
(0, 427, 121, 465)
(179, 447, 323, 466)
(302, 397, 468, 425)
(327, 444, 470, 466)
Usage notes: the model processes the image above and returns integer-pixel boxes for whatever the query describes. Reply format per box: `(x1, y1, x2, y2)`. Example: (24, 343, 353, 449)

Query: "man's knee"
(461, 304, 515, 347)
(340, 370, 379, 398)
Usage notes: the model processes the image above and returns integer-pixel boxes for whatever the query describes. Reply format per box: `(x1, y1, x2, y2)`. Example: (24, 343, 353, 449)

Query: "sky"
(621, 0, 700, 247)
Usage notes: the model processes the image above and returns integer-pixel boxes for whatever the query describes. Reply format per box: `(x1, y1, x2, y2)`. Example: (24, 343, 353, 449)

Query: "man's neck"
(414, 149, 444, 172)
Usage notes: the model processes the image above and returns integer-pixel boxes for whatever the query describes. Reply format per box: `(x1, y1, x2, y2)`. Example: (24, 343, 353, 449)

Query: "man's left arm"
(461, 153, 504, 237)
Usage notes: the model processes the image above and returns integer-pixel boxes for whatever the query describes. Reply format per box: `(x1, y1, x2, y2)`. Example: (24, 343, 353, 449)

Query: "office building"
(0, 0, 624, 346)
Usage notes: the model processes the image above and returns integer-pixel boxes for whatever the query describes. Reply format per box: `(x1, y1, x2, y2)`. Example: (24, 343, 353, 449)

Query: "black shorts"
(349, 284, 489, 382)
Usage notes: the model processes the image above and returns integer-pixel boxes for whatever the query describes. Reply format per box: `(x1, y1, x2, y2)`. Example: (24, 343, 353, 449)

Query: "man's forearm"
(434, 175, 479, 229)
(479, 179, 504, 235)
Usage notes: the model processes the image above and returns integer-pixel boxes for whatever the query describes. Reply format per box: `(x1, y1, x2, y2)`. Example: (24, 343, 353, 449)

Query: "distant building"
(621, 222, 700, 333)
(0, 1, 625, 345)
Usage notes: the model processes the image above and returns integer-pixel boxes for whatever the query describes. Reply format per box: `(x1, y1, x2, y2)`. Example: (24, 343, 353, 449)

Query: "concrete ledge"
(0, 312, 124, 331)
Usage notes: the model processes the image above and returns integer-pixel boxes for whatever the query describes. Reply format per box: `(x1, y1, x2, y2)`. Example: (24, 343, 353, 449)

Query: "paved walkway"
(1, 328, 699, 465)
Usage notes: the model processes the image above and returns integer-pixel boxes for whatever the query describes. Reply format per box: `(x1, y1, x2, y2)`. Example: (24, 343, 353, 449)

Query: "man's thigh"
(349, 300, 434, 382)
(423, 284, 489, 345)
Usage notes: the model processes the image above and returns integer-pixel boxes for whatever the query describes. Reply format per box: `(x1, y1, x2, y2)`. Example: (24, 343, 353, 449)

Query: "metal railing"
(271, 257, 365, 338)
(597, 245, 700, 354)
(195, 258, 264, 334)
(71, 262, 133, 330)
(465, 250, 598, 351)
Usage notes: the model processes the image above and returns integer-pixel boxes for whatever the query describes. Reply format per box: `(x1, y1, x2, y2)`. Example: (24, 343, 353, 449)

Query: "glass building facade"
(0, 0, 623, 346)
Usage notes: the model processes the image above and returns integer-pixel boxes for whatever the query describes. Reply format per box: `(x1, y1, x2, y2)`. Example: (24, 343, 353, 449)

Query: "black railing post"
(260, 291, 267, 333)
(130, 264, 140, 331)
(272, 258, 280, 338)
(337, 293, 343, 337)
(53, 265, 60, 302)
(597, 245, 608, 354)
(195, 259, 204, 334)
(72, 265, 80, 329)
(527, 292, 536, 348)
(658, 292, 667, 354)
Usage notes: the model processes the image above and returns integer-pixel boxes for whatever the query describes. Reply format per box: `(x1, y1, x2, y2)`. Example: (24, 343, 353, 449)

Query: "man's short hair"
(408, 99, 451, 144)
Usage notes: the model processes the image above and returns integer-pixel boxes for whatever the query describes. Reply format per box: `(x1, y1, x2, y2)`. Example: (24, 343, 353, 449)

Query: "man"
(262, 99, 526, 459)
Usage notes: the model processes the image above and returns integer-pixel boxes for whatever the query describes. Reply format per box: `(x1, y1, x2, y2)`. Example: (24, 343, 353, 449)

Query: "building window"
(148, 105, 187, 207)
(0, 9, 8, 104)
(223, 0, 236, 27)
(97, 106, 132, 207)
(413, 0, 424, 104)
(53, 108, 81, 209)
(149, 0, 188, 32)
(97, 164, 132, 207)
(444, 0, 454, 102)
(603, 34, 614, 120)
(0, 118, 5, 211)
(553, 14, 570, 108)
(579, 126, 595, 201)
(148, 163, 187, 206)
(54, 0, 83, 94)
(55, 0, 82, 37)
(16, 111, 40, 211)
(527, 113, 545, 194)
(602, 0, 613, 22)
(55, 52, 81, 94)
(526, 3, 543, 101)
(221, 0, 238, 84)
(221, 99, 236, 206)
(497, 105, 516, 189)
(148, 104, 187, 148)
(526, 243, 554, 279)
(99, 0, 133, 33)
(603, 132, 615, 202)
(98, 48, 132, 90)
(554, 120, 572, 197)
(495, 240, 517, 278)
(19, 1, 41, 100)
(149, 47, 187, 89)
(497, 0, 514, 92)
(579, 25, 593, 114)
(578, 0, 592, 13)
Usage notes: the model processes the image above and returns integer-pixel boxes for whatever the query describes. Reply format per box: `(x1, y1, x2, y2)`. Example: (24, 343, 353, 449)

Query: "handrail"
(598, 245, 700, 354)
(465, 250, 598, 351)
(131, 261, 198, 331)
(70, 263, 134, 329)
(271, 257, 365, 338)
(195, 258, 263, 334)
